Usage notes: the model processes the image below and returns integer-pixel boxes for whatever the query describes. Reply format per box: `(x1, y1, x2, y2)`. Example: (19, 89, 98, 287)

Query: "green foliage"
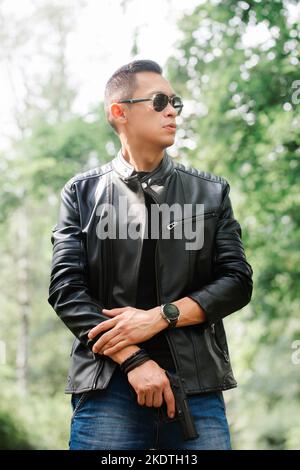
(0, 384, 71, 449)
(0, 410, 33, 450)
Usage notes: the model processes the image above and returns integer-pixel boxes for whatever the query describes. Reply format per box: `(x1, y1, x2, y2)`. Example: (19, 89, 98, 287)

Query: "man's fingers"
(103, 307, 131, 316)
(145, 390, 155, 408)
(152, 391, 164, 408)
(163, 383, 176, 418)
(137, 392, 146, 406)
(92, 329, 113, 351)
(92, 329, 121, 353)
(88, 317, 117, 339)
(102, 339, 128, 356)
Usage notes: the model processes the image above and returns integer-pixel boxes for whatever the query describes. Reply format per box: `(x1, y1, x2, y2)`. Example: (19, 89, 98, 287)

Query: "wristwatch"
(160, 303, 180, 328)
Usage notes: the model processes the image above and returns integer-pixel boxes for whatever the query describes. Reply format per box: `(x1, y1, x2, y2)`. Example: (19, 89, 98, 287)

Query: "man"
(48, 59, 253, 450)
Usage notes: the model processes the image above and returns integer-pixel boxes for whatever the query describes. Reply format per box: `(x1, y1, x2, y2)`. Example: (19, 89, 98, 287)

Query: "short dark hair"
(104, 59, 162, 134)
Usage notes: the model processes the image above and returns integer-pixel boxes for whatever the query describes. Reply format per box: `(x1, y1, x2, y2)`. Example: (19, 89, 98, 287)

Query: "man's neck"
(121, 146, 165, 172)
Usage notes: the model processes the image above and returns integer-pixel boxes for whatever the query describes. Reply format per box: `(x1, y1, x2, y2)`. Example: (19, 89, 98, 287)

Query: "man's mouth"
(163, 123, 177, 132)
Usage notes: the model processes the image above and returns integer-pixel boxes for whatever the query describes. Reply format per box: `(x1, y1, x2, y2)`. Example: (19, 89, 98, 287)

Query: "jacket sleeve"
(187, 180, 253, 324)
(48, 179, 108, 348)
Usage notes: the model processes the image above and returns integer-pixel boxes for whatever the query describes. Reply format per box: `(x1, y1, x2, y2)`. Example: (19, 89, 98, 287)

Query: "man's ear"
(110, 102, 126, 121)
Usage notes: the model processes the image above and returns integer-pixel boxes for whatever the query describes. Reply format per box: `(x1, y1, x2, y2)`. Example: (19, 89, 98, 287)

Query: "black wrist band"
(120, 349, 150, 374)
(120, 349, 151, 375)
(123, 356, 150, 375)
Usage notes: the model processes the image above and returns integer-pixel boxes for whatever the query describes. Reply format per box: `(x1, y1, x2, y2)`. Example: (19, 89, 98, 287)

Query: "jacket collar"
(112, 148, 174, 186)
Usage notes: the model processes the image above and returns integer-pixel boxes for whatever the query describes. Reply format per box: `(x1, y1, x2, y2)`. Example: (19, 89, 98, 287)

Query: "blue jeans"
(69, 366, 231, 450)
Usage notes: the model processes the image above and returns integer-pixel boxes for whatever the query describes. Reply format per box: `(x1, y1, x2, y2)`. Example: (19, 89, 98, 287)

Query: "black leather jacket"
(48, 149, 253, 395)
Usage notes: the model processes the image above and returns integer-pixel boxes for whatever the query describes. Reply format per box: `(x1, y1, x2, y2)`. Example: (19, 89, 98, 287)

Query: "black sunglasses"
(116, 93, 183, 116)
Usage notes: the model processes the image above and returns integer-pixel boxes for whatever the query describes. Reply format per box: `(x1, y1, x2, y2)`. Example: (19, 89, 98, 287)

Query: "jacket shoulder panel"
(65, 161, 113, 189)
(174, 161, 228, 187)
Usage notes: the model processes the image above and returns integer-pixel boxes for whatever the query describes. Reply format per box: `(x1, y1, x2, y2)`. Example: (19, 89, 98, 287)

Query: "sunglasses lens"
(172, 97, 183, 115)
(153, 93, 169, 111)
(152, 94, 183, 115)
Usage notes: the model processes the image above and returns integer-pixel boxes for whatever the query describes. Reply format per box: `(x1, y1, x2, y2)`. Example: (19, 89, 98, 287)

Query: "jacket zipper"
(106, 174, 114, 307)
(166, 210, 216, 231)
(146, 188, 181, 373)
(92, 359, 105, 389)
(134, 178, 147, 308)
(155, 240, 181, 373)
(210, 324, 229, 362)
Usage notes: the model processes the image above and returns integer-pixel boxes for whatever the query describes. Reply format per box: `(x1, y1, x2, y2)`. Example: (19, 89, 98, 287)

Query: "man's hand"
(88, 306, 167, 355)
(127, 359, 176, 419)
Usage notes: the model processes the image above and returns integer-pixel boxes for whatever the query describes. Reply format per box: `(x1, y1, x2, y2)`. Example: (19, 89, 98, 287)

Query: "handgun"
(165, 370, 199, 441)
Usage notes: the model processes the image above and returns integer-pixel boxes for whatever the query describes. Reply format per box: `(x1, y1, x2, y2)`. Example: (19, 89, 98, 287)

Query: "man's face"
(111, 72, 179, 149)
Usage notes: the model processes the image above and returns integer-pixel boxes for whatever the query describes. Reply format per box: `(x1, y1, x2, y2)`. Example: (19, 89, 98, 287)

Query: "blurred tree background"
(0, 0, 299, 449)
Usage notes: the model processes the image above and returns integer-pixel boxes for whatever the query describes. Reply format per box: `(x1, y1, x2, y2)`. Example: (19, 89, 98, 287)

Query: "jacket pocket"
(66, 343, 105, 393)
(165, 210, 217, 260)
(190, 325, 230, 390)
(92, 358, 105, 389)
(166, 209, 217, 230)
(209, 324, 229, 363)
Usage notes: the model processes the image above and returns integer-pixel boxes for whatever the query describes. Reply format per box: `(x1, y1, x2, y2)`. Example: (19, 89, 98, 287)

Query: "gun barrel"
(179, 398, 199, 440)
(166, 371, 199, 441)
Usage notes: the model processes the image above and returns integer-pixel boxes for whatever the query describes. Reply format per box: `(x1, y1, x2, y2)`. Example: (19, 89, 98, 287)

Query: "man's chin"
(147, 135, 175, 150)
(161, 134, 176, 146)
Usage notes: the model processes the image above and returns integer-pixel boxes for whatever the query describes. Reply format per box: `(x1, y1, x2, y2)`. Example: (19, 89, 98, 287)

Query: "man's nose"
(164, 102, 177, 117)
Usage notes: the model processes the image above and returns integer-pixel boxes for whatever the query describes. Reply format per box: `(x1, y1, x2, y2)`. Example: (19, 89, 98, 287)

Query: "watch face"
(164, 303, 179, 320)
